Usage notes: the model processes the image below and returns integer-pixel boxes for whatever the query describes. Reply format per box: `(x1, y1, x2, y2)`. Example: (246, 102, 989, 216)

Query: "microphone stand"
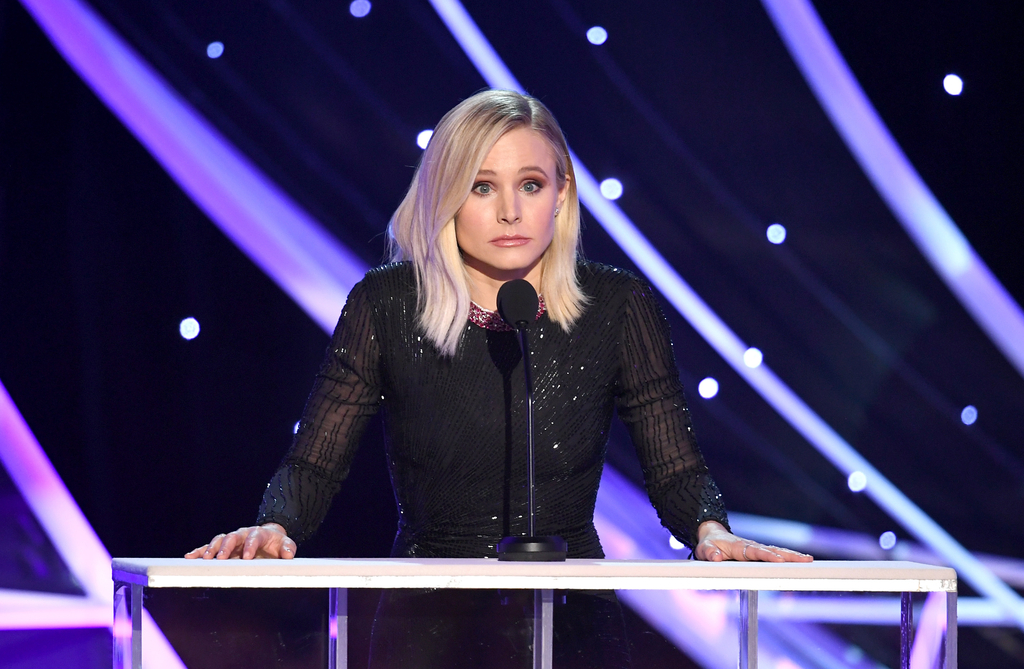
(494, 279, 565, 669)
(497, 316, 567, 562)
(519, 325, 537, 539)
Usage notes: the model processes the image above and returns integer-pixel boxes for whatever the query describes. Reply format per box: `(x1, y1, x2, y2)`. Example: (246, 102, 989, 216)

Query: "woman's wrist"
(697, 520, 728, 543)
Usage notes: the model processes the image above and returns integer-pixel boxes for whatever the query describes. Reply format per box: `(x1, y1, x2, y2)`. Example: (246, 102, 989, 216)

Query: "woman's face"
(455, 127, 567, 289)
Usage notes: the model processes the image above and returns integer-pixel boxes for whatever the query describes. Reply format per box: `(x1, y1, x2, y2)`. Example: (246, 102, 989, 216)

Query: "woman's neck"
(464, 261, 543, 311)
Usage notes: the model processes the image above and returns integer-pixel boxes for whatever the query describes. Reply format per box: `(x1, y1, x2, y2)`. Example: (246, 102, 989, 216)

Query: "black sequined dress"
(257, 261, 728, 555)
(256, 261, 728, 668)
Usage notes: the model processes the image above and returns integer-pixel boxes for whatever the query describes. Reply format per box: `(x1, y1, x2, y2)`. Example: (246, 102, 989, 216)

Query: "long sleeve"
(614, 278, 729, 549)
(256, 279, 383, 542)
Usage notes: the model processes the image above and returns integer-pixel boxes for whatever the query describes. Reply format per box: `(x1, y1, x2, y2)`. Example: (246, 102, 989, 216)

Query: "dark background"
(1, 0, 1022, 666)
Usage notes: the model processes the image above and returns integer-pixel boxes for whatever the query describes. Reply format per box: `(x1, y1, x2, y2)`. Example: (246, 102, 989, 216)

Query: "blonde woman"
(188, 89, 809, 666)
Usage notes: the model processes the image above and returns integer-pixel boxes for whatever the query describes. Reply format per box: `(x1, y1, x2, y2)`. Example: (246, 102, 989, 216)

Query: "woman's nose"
(497, 192, 521, 224)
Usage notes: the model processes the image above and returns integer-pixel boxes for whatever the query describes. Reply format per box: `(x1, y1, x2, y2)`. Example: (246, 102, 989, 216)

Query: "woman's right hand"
(184, 523, 297, 560)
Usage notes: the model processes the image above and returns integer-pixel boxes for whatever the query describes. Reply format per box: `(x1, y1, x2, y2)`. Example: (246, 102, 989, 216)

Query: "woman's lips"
(490, 236, 531, 247)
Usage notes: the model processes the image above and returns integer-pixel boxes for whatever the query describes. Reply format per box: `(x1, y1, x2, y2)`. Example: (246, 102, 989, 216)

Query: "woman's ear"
(556, 177, 569, 211)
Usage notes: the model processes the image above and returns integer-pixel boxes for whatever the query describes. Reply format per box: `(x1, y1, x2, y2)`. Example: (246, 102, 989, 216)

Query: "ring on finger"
(742, 543, 752, 560)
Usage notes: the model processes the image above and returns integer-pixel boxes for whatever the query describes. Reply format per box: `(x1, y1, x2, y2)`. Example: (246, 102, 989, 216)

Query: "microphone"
(495, 279, 567, 562)
(496, 278, 539, 329)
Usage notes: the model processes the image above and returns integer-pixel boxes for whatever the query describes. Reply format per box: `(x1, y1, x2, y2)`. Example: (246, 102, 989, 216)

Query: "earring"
(554, 207, 561, 216)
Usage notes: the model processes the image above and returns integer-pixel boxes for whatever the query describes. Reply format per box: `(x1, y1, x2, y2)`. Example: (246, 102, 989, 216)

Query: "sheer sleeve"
(256, 279, 383, 543)
(614, 278, 729, 549)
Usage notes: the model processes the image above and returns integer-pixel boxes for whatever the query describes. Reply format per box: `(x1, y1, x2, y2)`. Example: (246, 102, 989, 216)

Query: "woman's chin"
(464, 252, 545, 280)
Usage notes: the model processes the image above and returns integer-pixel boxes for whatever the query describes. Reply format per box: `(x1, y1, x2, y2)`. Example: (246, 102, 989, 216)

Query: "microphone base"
(497, 536, 568, 562)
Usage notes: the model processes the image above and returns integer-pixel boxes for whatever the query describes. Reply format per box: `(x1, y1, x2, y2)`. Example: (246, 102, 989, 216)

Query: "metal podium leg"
(113, 583, 126, 669)
(533, 589, 553, 669)
(900, 592, 913, 669)
(113, 582, 142, 669)
(944, 591, 957, 669)
(739, 590, 758, 669)
(328, 588, 348, 669)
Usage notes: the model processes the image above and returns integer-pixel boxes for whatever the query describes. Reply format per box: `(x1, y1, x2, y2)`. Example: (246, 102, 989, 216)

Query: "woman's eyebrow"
(475, 166, 550, 178)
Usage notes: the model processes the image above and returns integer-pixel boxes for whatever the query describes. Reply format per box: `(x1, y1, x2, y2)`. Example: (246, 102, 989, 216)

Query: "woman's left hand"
(694, 521, 813, 562)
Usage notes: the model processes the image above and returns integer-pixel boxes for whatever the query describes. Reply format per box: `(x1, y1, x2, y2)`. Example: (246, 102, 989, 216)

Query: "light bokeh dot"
(349, 0, 371, 18)
(697, 377, 719, 399)
(879, 531, 897, 550)
(847, 470, 867, 492)
(766, 223, 787, 244)
(416, 130, 433, 149)
(586, 26, 608, 45)
(943, 74, 963, 96)
(179, 317, 201, 340)
(599, 178, 623, 200)
(743, 347, 763, 368)
(669, 536, 685, 550)
(206, 42, 224, 59)
(293, 421, 301, 435)
(960, 405, 978, 425)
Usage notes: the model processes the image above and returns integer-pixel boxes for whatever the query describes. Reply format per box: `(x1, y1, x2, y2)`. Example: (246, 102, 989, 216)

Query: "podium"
(112, 558, 957, 669)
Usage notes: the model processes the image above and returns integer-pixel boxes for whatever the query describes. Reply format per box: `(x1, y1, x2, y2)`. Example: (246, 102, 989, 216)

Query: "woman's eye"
(473, 183, 492, 195)
(522, 181, 542, 193)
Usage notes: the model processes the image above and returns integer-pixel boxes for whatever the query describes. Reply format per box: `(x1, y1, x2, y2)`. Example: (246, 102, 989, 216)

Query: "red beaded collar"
(468, 295, 547, 332)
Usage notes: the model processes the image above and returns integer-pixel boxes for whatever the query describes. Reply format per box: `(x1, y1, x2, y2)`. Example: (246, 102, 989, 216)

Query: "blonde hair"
(387, 89, 587, 355)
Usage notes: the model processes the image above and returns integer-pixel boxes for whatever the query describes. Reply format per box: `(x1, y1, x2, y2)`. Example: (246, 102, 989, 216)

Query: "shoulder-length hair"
(387, 89, 587, 356)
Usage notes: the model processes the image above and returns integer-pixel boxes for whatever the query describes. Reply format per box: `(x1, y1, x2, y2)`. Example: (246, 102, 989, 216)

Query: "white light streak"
(760, 0, 1024, 385)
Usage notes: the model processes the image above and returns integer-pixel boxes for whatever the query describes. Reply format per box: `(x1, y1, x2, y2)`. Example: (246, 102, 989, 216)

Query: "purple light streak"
(0, 590, 108, 630)
(0, 378, 184, 664)
(760, 0, 1024, 381)
(19, 0, 366, 333)
(0, 380, 109, 599)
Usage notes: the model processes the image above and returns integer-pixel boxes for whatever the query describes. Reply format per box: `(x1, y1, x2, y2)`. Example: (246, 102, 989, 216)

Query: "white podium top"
(112, 558, 956, 593)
